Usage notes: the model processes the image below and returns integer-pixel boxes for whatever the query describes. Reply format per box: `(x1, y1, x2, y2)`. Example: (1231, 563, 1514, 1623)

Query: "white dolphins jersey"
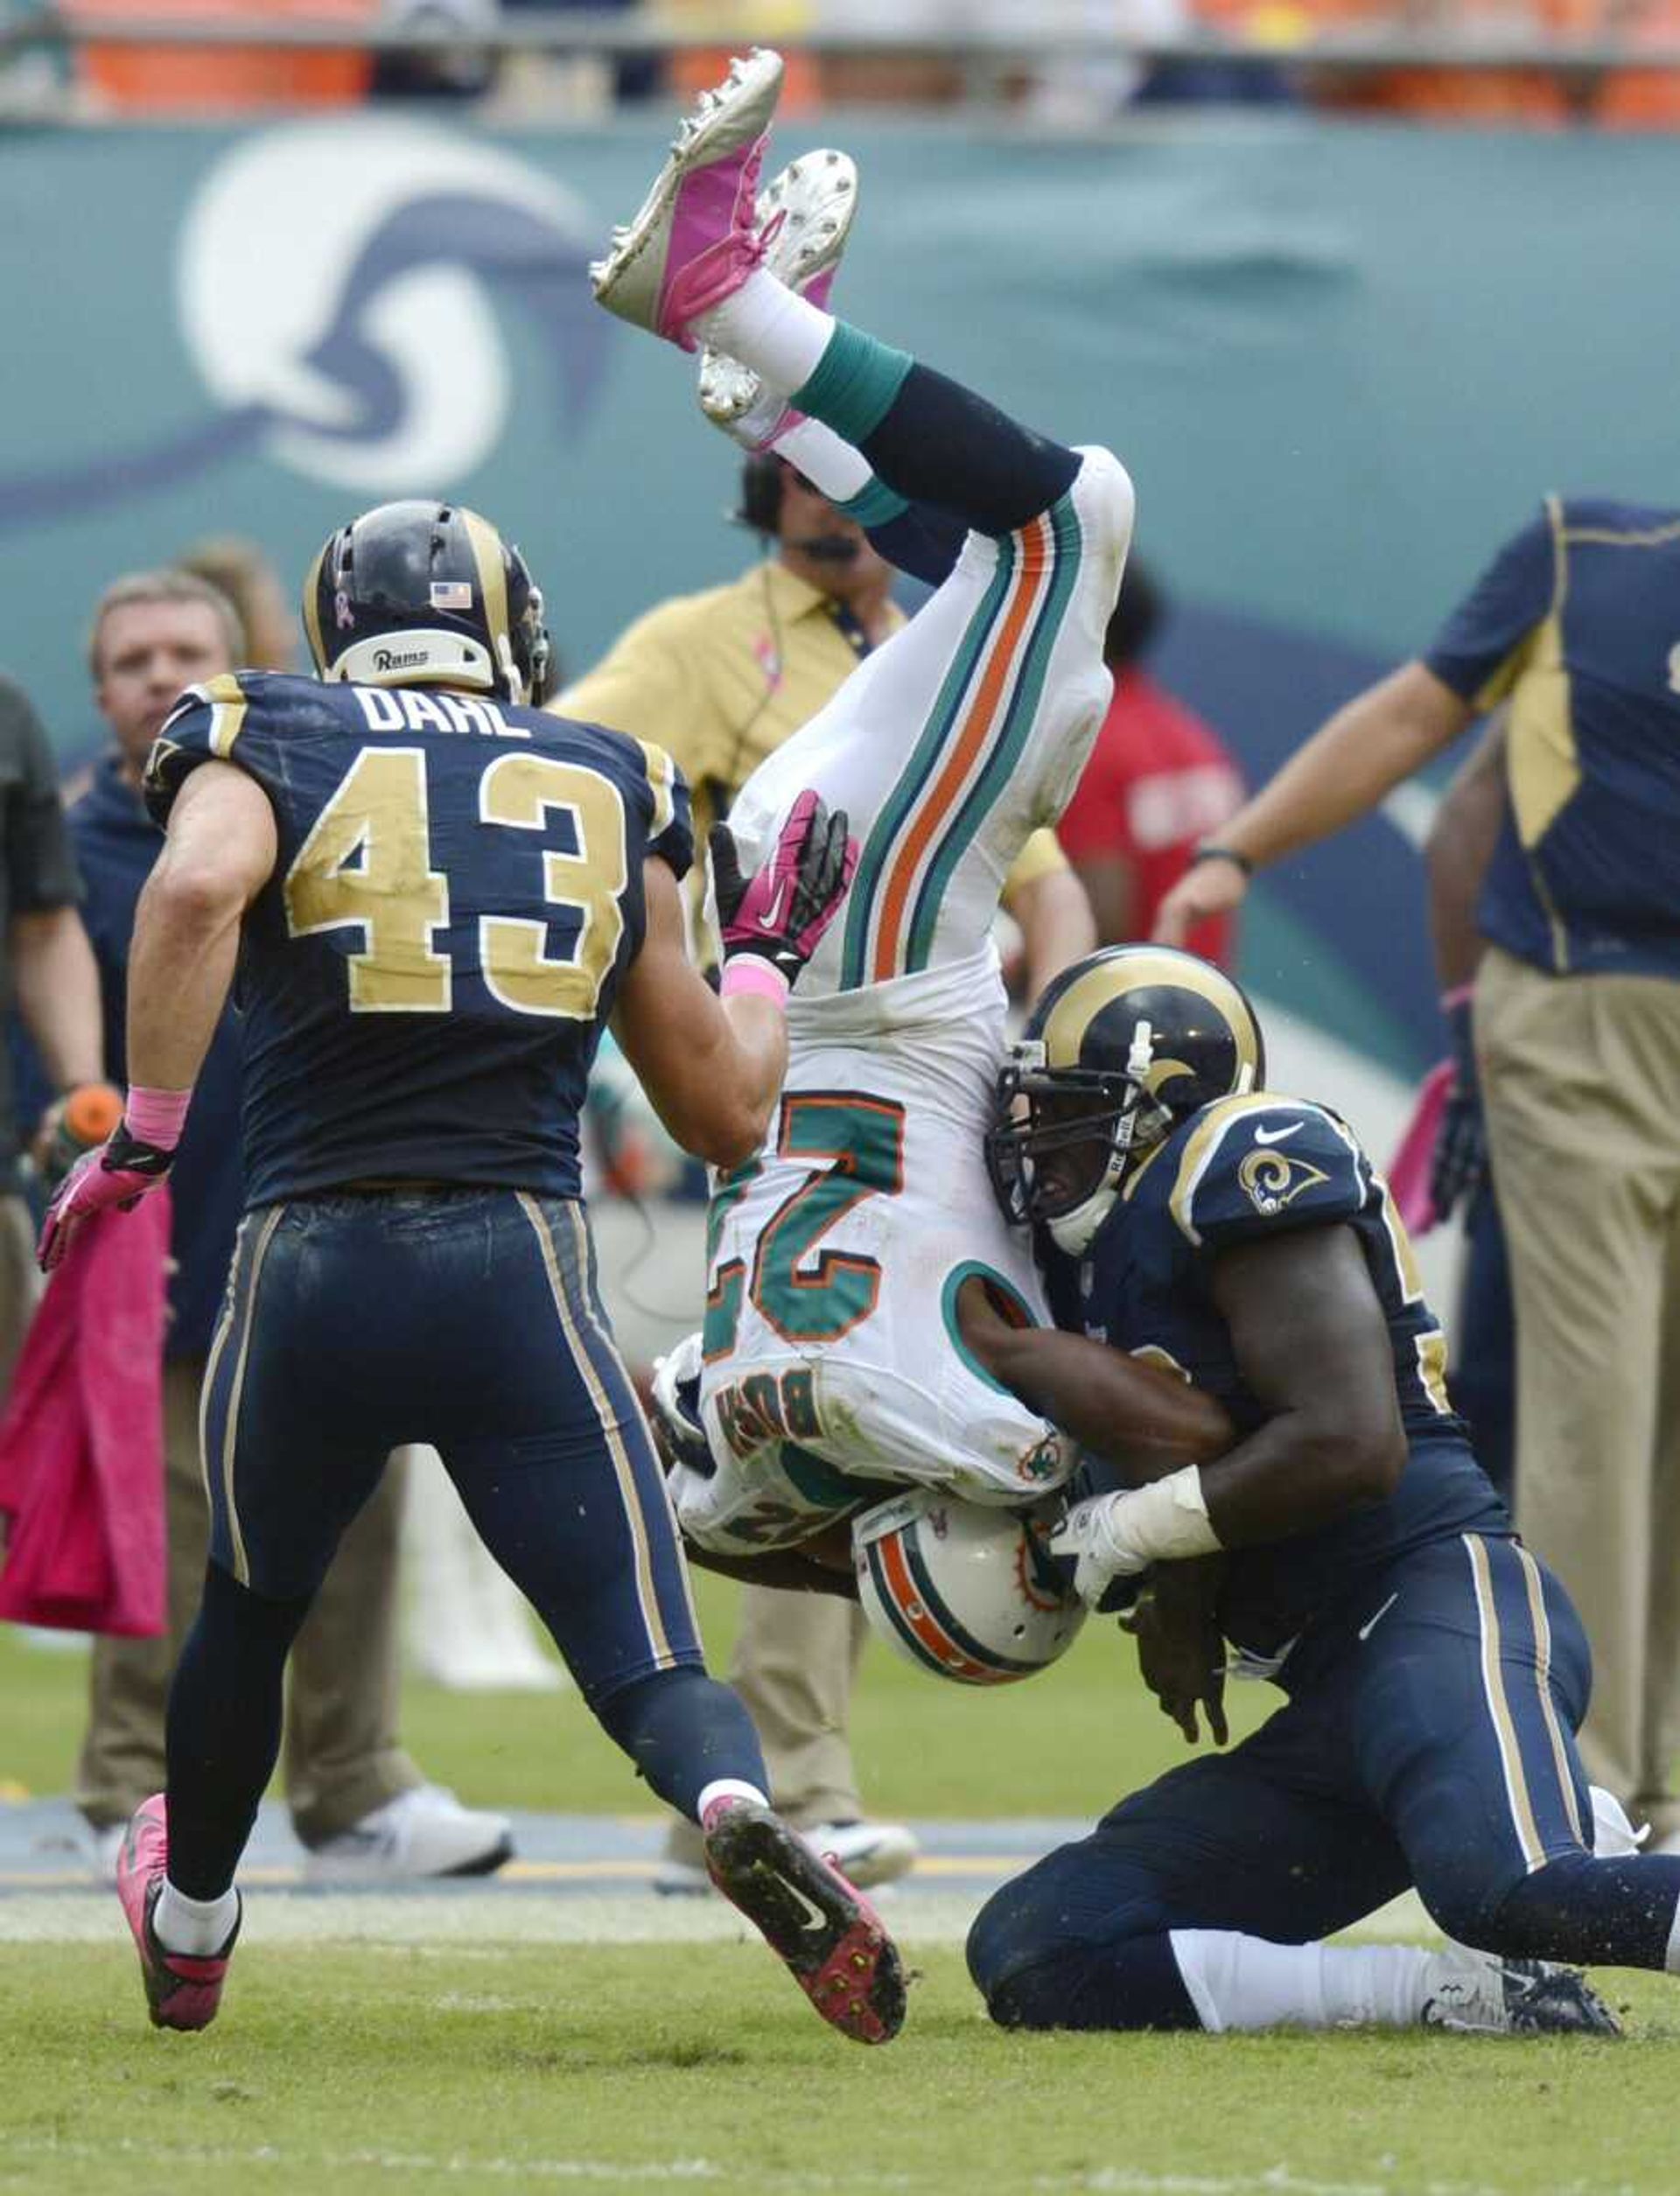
(676, 448, 1136, 1554)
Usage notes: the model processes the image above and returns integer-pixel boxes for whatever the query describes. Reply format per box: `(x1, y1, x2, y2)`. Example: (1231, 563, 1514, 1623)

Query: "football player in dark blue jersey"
(964, 945, 1680, 2038)
(38, 499, 906, 2050)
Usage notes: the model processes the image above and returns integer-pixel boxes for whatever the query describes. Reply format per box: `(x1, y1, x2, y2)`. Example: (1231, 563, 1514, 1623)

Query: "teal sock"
(794, 323, 914, 449)
(837, 478, 910, 528)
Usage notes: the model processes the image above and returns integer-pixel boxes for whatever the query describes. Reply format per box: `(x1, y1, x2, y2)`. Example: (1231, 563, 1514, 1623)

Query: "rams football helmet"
(852, 1489, 1086, 1686)
(303, 500, 554, 706)
(986, 945, 1265, 1256)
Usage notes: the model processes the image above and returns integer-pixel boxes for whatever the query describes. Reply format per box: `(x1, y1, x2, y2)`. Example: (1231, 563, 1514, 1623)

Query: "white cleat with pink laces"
(698, 149, 858, 444)
(590, 48, 784, 349)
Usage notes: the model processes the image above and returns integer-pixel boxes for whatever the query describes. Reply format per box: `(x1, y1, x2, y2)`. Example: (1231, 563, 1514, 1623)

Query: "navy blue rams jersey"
(145, 671, 691, 1206)
(1068, 1092, 1508, 1660)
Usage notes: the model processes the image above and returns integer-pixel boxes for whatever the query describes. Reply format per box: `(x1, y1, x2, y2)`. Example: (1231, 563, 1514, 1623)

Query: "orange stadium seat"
(66, 0, 377, 113)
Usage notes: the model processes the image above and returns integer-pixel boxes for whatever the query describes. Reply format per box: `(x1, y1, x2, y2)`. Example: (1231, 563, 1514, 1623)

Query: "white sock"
(772, 417, 873, 505)
(1170, 1928, 1439, 2032)
(697, 1777, 769, 1826)
(693, 269, 834, 398)
(154, 1879, 241, 1956)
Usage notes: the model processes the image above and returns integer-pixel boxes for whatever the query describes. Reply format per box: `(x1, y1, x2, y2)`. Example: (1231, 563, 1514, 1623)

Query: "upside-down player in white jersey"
(589, 52, 1224, 1577)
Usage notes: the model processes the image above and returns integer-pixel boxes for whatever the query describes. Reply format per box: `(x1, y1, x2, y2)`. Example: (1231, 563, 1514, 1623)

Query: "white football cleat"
(1421, 1948, 1620, 2036)
(590, 48, 783, 348)
(699, 148, 859, 442)
(302, 1784, 513, 1882)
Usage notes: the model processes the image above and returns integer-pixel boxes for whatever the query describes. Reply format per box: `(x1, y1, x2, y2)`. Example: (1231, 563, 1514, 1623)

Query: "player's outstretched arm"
(614, 861, 786, 1169)
(1152, 663, 1472, 946)
(614, 793, 856, 1168)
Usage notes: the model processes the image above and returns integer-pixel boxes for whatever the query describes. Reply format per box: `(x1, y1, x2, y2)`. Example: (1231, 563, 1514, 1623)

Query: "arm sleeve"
(1, 680, 80, 913)
(1001, 828, 1070, 906)
(1172, 1100, 1366, 1252)
(1423, 503, 1558, 710)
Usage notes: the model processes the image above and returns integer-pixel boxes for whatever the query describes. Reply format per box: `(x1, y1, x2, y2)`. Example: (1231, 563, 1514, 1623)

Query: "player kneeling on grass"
(961, 944, 1680, 2039)
(38, 493, 906, 2049)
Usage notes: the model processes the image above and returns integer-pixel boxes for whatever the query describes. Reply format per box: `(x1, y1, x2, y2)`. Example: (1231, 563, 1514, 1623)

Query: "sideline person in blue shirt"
(1152, 494, 1680, 1847)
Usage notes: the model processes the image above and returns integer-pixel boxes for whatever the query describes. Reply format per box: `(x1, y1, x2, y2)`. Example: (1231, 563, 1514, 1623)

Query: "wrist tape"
(1102, 1467, 1222, 1572)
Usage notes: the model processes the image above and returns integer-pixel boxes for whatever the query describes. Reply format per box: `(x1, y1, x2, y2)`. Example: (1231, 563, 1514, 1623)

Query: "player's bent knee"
(1072, 445, 1137, 554)
(968, 1885, 1196, 2033)
(1412, 1864, 1527, 1952)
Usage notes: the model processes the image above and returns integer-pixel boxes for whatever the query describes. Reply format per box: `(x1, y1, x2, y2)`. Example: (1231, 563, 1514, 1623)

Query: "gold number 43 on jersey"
(284, 745, 626, 1018)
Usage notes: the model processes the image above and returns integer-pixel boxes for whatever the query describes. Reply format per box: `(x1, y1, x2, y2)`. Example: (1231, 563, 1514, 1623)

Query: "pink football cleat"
(703, 1798, 906, 2046)
(115, 1795, 240, 2032)
(590, 48, 783, 348)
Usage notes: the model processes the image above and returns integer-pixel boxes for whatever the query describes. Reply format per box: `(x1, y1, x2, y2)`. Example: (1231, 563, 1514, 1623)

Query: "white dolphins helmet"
(851, 1489, 1087, 1686)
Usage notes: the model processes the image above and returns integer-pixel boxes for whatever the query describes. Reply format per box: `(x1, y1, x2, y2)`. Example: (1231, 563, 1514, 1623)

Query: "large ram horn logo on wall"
(0, 120, 608, 525)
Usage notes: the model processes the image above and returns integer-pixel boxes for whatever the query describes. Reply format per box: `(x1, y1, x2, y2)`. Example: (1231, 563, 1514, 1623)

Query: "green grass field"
(4, 1944, 1673, 2196)
(5, 1589, 1679, 2196)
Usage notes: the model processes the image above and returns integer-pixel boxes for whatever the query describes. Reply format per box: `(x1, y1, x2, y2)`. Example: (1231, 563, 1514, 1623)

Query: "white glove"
(1050, 1470, 1221, 1608)
(1049, 1493, 1152, 1607)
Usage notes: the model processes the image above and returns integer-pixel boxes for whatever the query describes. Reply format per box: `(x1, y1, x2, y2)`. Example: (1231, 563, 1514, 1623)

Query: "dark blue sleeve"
(866, 503, 970, 589)
(1423, 506, 1557, 708)
(1179, 1101, 1365, 1251)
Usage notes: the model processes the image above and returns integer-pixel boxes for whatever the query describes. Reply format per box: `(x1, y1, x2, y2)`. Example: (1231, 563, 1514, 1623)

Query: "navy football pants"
(970, 1534, 1680, 2029)
(199, 1187, 704, 1704)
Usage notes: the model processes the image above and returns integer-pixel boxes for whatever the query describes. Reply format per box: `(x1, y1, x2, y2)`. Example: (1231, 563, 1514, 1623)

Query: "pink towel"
(0, 1189, 171, 1636)
(1385, 1060, 1454, 1239)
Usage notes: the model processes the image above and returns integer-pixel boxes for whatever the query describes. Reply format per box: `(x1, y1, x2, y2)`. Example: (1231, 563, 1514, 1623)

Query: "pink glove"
(711, 790, 858, 999)
(38, 1123, 176, 1274)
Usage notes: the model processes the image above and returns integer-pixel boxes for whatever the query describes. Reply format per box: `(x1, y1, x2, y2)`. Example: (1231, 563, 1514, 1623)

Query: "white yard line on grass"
(2, 2136, 1598, 2196)
(0, 1887, 1440, 1948)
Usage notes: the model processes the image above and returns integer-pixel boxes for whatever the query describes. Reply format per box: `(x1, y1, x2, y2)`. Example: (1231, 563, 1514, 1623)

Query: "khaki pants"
(76, 1355, 420, 1843)
(1476, 945, 1680, 1831)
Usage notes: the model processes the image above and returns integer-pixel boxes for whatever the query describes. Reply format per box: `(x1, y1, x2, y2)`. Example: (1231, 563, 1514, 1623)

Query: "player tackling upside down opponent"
(594, 52, 1680, 2042)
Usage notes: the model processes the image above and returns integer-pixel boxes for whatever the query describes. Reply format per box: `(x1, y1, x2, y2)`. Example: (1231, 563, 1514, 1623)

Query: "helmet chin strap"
(1045, 1020, 1157, 1258)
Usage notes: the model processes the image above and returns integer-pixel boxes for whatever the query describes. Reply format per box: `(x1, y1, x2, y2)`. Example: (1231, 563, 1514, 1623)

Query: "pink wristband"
(719, 957, 789, 1007)
(124, 1084, 193, 1150)
(1439, 983, 1475, 1012)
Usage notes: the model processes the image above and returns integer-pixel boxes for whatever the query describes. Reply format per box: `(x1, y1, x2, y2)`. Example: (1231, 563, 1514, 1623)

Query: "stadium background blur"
(3, 15, 1679, 2175)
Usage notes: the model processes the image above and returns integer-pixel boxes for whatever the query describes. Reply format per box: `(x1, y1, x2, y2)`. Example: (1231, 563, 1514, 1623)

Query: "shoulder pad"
(1165, 1095, 1365, 1249)
(143, 673, 254, 824)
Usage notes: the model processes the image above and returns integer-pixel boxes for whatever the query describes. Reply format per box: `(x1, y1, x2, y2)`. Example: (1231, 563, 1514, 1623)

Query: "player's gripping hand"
(1428, 988, 1487, 1221)
(711, 789, 858, 998)
(38, 1122, 174, 1273)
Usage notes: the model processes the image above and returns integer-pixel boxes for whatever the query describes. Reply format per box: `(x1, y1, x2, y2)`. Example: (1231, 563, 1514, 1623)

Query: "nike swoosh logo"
(1358, 1591, 1399, 1641)
(784, 1876, 834, 1934)
(755, 879, 789, 932)
(1253, 1122, 1304, 1146)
